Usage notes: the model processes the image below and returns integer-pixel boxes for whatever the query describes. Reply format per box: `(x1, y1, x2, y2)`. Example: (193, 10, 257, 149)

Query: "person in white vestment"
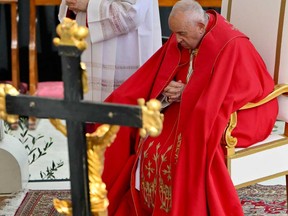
(58, 0, 162, 101)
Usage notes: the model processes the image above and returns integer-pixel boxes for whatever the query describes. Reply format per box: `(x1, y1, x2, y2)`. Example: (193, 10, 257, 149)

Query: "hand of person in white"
(65, 0, 89, 13)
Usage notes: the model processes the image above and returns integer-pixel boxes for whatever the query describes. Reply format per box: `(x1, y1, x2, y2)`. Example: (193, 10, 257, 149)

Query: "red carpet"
(13, 184, 287, 215)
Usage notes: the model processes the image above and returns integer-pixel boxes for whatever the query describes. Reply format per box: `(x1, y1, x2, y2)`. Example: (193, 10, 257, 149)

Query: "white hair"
(170, 0, 207, 25)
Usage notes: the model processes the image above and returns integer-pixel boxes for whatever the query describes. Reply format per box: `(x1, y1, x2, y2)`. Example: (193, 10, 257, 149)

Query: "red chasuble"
(100, 10, 278, 216)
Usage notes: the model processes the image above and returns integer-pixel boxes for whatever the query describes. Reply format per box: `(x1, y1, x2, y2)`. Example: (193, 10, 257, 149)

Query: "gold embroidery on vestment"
(141, 140, 173, 212)
(174, 134, 182, 163)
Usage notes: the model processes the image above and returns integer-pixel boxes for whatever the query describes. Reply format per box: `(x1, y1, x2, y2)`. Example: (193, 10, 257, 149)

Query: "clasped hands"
(162, 80, 185, 103)
(65, 0, 89, 13)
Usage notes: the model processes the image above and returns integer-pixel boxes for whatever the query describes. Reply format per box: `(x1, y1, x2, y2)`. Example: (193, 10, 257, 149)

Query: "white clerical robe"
(58, 0, 162, 101)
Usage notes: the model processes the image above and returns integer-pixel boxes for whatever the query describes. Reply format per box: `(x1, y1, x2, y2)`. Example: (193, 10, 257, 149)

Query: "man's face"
(168, 12, 204, 50)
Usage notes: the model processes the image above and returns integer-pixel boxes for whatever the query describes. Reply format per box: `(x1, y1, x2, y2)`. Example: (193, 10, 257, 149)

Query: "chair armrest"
(223, 84, 288, 156)
(240, 84, 288, 110)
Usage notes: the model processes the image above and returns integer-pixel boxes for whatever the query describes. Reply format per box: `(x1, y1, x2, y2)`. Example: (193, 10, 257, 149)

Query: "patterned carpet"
(0, 184, 286, 216)
(238, 184, 288, 215)
(14, 190, 70, 216)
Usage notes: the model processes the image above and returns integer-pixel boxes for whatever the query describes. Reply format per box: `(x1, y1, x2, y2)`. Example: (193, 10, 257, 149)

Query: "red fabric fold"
(100, 10, 278, 215)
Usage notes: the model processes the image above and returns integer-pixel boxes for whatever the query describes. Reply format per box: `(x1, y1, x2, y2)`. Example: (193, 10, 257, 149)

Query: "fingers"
(163, 80, 185, 103)
(66, 0, 75, 6)
(164, 81, 184, 94)
(66, 0, 75, 10)
(67, 0, 88, 12)
(164, 80, 183, 91)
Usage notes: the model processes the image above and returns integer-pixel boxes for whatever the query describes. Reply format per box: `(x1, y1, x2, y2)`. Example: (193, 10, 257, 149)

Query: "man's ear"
(198, 22, 206, 34)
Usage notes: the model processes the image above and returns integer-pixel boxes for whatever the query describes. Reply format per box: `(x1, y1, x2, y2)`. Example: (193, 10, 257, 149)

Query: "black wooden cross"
(2, 19, 162, 215)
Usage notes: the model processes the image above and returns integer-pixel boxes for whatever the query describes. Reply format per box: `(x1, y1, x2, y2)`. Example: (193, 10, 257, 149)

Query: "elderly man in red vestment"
(92, 0, 278, 215)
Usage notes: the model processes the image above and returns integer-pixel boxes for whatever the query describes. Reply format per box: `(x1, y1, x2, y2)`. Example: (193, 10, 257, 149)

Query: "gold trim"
(224, 83, 288, 177)
(229, 137, 287, 159)
(274, 0, 286, 83)
(227, 155, 232, 174)
(226, 0, 232, 21)
(226, 138, 288, 173)
(224, 84, 288, 158)
(224, 112, 238, 156)
(234, 171, 288, 189)
(240, 84, 288, 110)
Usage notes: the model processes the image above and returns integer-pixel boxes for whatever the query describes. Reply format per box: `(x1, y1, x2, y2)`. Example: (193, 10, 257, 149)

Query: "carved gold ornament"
(53, 124, 119, 216)
(49, 119, 67, 136)
(0, 84, 19, 124)
(53, 199, 72, 216)
(86, 124, 120, 215)
(53, 99, 163, 215)
(53, 17, 88, 51)
(138, 98, 164, 138)
(80, 62, 88, 94)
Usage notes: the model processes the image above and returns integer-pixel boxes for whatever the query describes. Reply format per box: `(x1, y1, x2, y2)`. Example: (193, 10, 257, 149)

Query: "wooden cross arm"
(5, 94, 164, 137)
(50, 98, 164, 139)
(5, 94, 142, 127)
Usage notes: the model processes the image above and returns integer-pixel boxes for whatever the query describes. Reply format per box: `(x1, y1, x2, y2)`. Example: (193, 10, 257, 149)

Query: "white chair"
(0, 120, 29, 194)
(221, 0, 288, 197)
